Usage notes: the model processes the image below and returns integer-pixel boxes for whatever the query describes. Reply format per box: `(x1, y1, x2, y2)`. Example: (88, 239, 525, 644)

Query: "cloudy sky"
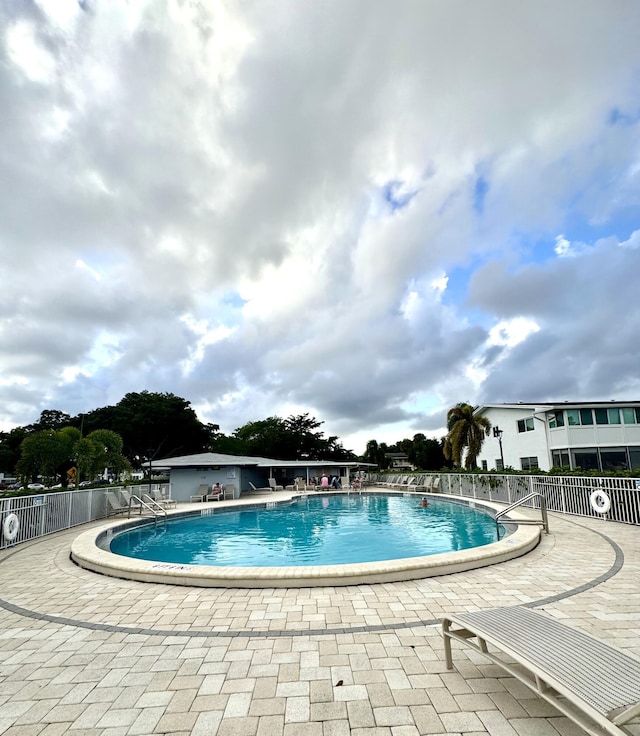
(2, 0, 640, 453)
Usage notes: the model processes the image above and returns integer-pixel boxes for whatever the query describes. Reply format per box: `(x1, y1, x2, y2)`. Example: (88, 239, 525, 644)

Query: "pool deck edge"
(70, 493, 542, 588)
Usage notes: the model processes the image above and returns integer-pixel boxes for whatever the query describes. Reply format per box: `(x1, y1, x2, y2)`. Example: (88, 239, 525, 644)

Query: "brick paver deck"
(0, 505, 638, 735)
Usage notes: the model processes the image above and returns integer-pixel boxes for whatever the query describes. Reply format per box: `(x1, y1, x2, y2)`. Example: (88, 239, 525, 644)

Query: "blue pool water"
(109, 495, 502, 567)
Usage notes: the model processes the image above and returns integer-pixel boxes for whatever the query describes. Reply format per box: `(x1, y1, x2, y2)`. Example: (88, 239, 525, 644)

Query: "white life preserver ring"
(3, 513, 19, 541)
(590, 490, 611, 514)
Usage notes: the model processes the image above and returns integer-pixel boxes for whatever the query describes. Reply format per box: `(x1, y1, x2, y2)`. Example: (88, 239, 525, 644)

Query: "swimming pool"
(109, 495, 502, 567)
(71, 491, 542, 587)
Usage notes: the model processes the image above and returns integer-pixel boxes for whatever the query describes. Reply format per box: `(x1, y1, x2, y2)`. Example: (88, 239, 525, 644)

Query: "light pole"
(493, 426, 504, 470)
(147, 448, 154, 484)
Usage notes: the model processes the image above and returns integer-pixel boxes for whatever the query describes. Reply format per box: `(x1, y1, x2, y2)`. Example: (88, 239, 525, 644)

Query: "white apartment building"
(474, 402, 640, 472)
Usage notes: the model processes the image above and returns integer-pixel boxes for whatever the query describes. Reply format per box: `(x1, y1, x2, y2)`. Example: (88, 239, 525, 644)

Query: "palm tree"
(443, 403, 491, 469)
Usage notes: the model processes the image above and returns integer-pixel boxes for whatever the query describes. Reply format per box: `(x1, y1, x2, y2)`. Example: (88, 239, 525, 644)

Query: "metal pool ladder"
(129, 494, 168, 524)
(495, 492, 549, 539)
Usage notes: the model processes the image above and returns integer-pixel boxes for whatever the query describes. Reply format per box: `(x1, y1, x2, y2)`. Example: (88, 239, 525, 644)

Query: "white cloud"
(1, 1, 640, 453)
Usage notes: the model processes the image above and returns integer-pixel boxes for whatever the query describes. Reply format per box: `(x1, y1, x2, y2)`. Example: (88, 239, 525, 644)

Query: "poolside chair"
(106, 491, 128, 517)
(268, 478, 284, 491)
(150, 488, 177, 508)
(190, 484, 209, 502)
(120, 489, 144, 512)
(205, 485, 224, 501)
(248, 482, 271, 493)
(442, 606, 640, 736)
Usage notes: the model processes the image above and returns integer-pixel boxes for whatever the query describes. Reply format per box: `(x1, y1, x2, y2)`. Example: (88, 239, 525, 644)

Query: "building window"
(495, 459, 504, 471)
(571, 448, 599, 471)
(600, 448, 627, 471)
(481, 460, 488, 470)
(551, 450, 570, 468)
(629, 447, 640, 471)
(548, 411, 565, 428)
(566, 409, 580, 426)
(517, 417, 534, 433)
(622, 408, 636, 424)
(567, 408, 595, 426)
(595, 408, 622, 425)
(580, 409, 594, 425)
(520, 457, 539, 471)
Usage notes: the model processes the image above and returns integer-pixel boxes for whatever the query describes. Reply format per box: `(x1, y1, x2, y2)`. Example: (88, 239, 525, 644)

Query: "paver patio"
(0, 503, 638, 735)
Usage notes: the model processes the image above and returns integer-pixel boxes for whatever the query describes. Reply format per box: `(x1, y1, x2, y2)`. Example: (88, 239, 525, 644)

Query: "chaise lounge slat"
(442, 606, 640, 736)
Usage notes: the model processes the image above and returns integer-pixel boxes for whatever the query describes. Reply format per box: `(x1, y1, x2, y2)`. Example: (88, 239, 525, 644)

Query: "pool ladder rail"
(495, 492, 549, 539)
(129, 494, 168, 523)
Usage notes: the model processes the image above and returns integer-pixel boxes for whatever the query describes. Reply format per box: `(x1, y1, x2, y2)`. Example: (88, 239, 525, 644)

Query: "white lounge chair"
(205, 485, 225, 501)
(442, 606, 640, 736)
(247, 482, 271, 493)
(268, 478, 284, 491)
(150, 489, 177, 508)
(106, 492, 128, 517)
(190, 484, 209, 502)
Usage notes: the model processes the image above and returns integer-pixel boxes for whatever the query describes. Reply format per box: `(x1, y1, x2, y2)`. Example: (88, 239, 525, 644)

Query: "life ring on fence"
(2, 513, 19, 541)
(589, 490, 611, 514)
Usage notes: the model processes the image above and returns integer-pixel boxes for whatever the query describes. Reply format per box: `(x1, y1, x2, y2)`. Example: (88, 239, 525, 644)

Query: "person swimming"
(419, 497, 430, 507)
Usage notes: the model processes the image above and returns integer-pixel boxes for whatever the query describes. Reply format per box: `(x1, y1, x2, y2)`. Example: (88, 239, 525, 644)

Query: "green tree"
(16, 427, 130, 487)
(443, 403, 491, 469)
(80, 429, 130, 484)
(81, 391, 210, 465)
(16, 430, 71, 486)
(30, 409, 73, 431)
(407, 434, 447, 470)
(0, 427, 27, 474)
(229, 414, 355, 461)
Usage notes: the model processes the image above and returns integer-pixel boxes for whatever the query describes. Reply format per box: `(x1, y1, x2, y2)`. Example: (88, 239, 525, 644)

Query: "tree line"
(0, 392, 358, 486)
(0, 392, 489, 487)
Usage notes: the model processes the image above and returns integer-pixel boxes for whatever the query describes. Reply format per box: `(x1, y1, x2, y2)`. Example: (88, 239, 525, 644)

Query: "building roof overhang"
(151, 451, 375, 470)
(475, 401, 640, 416)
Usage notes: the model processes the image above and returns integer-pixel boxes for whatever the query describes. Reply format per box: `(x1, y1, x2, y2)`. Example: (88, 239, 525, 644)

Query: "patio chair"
(150, 488, 177, 508)
(248, 482, 271, 492)
(268, 478, 284, 491)
(120, 489, 144, 511)
(190, 484, 209, 502)
(205, 485, 224, 501)
(106, 492, 128, 517)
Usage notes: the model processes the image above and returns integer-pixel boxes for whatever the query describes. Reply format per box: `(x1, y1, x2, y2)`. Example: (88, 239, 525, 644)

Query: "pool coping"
(70, 492, 542, 588)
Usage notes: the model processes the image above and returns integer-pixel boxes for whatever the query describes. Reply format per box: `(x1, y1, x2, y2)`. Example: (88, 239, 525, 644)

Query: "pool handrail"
(495, 492, 549, 537)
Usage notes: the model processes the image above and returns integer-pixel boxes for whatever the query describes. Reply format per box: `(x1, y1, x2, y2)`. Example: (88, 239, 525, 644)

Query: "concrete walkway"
(0, 506, 638, 735)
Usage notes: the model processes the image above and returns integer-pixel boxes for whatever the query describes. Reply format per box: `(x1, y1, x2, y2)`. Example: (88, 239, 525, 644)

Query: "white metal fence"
(0, 484, 171, 550)
(2, 475, 638, 551)
(371, 473, 640, 526)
